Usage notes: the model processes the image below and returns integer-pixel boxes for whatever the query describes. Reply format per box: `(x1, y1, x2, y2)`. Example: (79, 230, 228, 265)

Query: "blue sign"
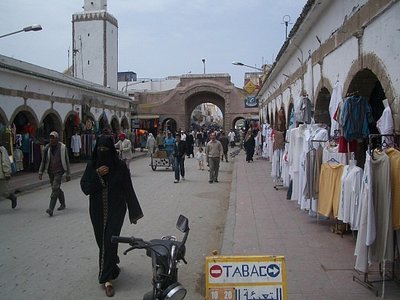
(245, 96, 258, 108)
(267, 264, 280, 278)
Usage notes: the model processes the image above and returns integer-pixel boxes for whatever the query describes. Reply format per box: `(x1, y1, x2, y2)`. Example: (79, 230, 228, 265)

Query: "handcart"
(149, 149, 173, 171)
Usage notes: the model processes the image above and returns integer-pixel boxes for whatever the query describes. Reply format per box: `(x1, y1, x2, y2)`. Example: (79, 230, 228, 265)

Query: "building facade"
(72, 0, 118, 89)
(258, 0, 399, 135)
(0, 55, 131, 170)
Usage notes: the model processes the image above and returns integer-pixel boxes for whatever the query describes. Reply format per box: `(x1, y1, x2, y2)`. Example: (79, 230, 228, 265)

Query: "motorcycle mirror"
(176, 215, 189, 233)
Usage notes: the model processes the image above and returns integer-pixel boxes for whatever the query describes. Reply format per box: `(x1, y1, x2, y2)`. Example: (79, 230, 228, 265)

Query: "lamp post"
(282, 15, 291, 39)
(202, 58, 206, 74)
(0, 24, 42, 39)
(121, 80, 148, 93)
(232, 61, 263, 71)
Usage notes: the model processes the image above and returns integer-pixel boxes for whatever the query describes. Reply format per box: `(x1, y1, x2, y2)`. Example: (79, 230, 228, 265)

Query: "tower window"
(88, 33, 90, 37)
(88, 60, 90, 65)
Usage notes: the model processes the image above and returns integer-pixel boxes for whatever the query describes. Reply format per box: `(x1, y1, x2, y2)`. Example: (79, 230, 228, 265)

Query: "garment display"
(337, 163, 363, 230)
(376, 99, 394, 147)
(354, 153, 373, 273)
(71, 133, 82, 157)
(339, 95, 373, 141)
(354, 148, 395, 274)
(13, 148, 24, 171)
(329, 82, 343, 136)
(297, 96, 313, 124)
(369, 150, 393, 264)
(318, 162, 344, 218)
(386, 148, 400, 230)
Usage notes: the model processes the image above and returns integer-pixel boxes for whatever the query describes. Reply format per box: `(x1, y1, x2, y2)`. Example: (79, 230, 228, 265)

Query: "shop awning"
(132, 114, 160, 119)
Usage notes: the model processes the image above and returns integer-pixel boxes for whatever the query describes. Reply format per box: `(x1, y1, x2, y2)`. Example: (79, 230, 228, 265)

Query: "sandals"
(104, 282, 115, 297)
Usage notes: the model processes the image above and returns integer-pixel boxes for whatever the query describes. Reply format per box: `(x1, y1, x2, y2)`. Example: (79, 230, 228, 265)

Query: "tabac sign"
(205, 255, 287, 300)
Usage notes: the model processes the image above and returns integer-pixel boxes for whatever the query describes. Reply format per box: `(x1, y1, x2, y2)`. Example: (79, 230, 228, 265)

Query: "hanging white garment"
(337, 164, 363, 229)
(298, 126, 312, 210)
(288, 127, 305, 201)
(281, 143, 290, 187)
(376, 103, 394, 147)
(369, 150, 393, 264)
(329, 82, 343, 136)
(71, 134, 82, 154)
(354, 153, 374, 273)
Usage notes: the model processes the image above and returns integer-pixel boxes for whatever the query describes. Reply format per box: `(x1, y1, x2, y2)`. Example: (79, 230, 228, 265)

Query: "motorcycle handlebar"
(111, 236, 138, 244)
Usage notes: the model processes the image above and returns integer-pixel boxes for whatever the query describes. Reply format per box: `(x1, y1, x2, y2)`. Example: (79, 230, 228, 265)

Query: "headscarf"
(92, 135, 118, 171)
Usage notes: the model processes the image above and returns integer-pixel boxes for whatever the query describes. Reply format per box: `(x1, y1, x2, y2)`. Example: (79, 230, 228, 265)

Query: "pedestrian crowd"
(1, 124, 260, 298)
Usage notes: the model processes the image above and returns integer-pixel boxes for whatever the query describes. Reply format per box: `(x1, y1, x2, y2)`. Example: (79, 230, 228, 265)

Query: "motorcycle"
(111, 215, 190, 300)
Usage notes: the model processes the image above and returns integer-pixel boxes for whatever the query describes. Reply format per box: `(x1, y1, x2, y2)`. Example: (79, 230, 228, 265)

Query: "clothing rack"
(368, 133, 398, 155)
(353, 133, 400, 298)
(273, 148, 284, 190)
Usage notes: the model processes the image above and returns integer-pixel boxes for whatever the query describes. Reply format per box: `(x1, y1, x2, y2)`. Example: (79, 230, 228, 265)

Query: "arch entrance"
(346, 68, 387, 167)
(185, 92, 225, 130)
(315, 87, 331, 126)
(134, 74, 258, 136)
(162, 118, 177, 134)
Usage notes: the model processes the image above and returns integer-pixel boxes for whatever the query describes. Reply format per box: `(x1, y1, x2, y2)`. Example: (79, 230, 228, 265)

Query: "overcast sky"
(0, 0, 306, 88)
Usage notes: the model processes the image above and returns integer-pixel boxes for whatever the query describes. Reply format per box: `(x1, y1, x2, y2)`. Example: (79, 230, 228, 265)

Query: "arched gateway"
(132, 74, 258, 133)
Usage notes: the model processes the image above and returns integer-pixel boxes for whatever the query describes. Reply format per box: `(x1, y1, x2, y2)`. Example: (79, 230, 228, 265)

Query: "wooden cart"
(150, 150, 173, 171)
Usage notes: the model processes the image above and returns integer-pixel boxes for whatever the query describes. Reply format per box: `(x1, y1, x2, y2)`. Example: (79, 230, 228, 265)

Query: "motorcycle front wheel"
(163, 282, 186, 300)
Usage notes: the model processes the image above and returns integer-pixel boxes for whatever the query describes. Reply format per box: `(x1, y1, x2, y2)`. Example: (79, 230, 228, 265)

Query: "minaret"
(72, 0, 118, 89)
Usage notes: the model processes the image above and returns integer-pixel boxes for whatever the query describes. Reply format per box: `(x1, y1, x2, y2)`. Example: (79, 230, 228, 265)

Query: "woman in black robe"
(244, 130, 255, 163)
(80, 135, 143, 297)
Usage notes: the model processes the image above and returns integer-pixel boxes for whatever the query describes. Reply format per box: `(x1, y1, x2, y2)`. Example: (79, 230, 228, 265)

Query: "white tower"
(72, 0, 118, 89)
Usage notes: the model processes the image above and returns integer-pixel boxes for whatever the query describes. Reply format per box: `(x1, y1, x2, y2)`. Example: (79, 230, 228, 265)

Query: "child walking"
(195, 147, 206, 170)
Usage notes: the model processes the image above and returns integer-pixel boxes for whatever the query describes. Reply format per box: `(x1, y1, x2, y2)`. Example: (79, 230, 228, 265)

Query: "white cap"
(49, 131, 59, 138)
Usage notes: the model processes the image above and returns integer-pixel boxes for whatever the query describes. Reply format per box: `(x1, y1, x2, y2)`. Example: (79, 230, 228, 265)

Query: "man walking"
(218, 132, 229, 162)
(173, 134, 187, 183)
(0, 145, 17, 208)
(228, 129, 236, 148)
(38, 131, 71, 217)
(206, 132, 222, 183)
(115, 133, 133, 168)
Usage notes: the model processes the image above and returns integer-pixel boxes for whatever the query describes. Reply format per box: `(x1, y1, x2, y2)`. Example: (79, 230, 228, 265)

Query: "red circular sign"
(210, 265, 222, 278)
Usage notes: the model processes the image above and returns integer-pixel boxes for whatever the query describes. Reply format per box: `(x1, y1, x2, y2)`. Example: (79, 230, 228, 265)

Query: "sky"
(0, 0, 306, 88)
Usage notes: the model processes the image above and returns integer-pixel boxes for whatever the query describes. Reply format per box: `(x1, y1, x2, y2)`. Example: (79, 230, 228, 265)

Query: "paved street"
(2, 149, 400, 299)
(0, 153, 232, 299)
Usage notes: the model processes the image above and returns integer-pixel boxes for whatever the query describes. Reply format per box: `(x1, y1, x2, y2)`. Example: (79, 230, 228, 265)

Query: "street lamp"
(121, 80, 148, 93)
(232, 61, 263, 71)
(0, 24, 42, 39)
(282, 15, 292, 39)
(202, 58, 206, 74)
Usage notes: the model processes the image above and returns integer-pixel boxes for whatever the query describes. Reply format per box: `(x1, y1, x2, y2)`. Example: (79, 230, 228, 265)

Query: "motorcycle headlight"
(163, 282, 186, 300)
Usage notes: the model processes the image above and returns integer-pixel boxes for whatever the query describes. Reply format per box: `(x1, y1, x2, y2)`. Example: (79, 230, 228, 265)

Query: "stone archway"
(40, 113, 62, 141)
(162, 118, 177, 133)
(344, 67, 388, 167)
(121, 117, 129, 131)
(185, 91, 225, 132)
(110, 116, 120, 133)
(134, 75, 256, 135)
(314, 87, 331, 126)
(0, 107, 7, 125)
(287, 102, 294, 129)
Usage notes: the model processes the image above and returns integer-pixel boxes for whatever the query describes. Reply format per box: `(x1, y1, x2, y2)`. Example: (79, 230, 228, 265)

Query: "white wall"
(259, 0, 399, 128)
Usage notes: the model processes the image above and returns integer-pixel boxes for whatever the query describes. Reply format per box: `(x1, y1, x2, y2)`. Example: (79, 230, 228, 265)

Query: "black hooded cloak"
(80, 135, 143, 284)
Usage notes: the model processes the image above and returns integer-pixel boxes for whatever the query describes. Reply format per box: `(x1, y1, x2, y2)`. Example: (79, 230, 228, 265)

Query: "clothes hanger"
(328, 157, 340, 164)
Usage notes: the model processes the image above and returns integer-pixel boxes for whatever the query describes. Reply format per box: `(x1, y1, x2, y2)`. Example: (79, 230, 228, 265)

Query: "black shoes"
(7, 194, 17, 209)
(104, 282, 115, 297)
(46, 209, 53, 217)
(57, 205, 66, 211)
(209, 180, 213, 183)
